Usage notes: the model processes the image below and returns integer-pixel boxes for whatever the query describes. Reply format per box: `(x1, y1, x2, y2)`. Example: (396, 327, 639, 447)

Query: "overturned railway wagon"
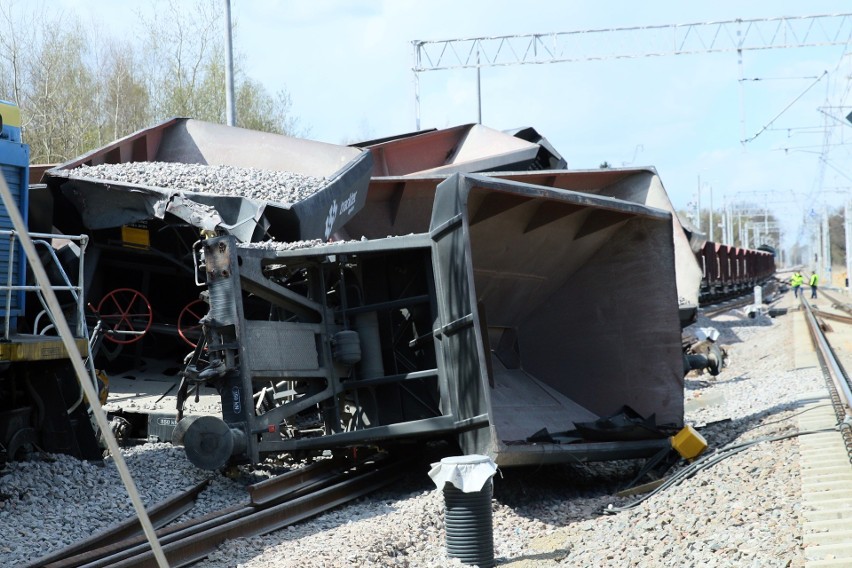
(697, 240, 776, 302)
(177, 173, 685, 469)
(15, 119, 694, 471)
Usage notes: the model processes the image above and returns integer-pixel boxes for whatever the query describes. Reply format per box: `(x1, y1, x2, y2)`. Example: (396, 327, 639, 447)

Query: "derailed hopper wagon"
(39, 118, 371, 361)
(177, 173, 683, 469)
(35, 118, 372, 442)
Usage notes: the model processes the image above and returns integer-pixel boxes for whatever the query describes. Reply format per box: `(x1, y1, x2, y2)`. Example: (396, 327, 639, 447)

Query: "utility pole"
(845, 201, 851, 292)
(804, 221, 819, 268)
(721, 195, 733, 246)
(738, 210, 745, 247)
(708, 185, 714, 242)
(821, 207, 831, 285)
(763, 194, 769, 242)
(696, 175, 702, 233)
(224, 0, 236, 126)
(476, 50, 482, 124)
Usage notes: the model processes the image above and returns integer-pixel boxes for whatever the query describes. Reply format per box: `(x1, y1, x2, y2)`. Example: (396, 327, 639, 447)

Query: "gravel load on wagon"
(240, 239, 328, 251)
(75, 162, 329, 204)
(239, 237, 371, 251)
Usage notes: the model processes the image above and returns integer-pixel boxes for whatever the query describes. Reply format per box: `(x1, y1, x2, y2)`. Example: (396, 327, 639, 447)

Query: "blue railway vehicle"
(0, 100, 29, 330)
(0, 100, 100, 464)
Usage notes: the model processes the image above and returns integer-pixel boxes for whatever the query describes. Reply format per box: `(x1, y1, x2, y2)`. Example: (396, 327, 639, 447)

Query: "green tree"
(24, 21, 100, 163)
(140, 0, 302, 135)
(0, 0, 305, 163)
(95, 41, 151, 145)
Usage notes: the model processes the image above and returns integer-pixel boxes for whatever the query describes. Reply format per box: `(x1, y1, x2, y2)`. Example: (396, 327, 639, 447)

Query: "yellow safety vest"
(809, 274, 818, 286)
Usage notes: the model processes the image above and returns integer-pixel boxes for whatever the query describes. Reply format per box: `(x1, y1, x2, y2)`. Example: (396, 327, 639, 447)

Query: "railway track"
(798, 294, 852, 566)
(698, 278, 780, 319)
(818, 288, 852, 320)
(700, 295, 759, 318)
(30, 453, 409, 568)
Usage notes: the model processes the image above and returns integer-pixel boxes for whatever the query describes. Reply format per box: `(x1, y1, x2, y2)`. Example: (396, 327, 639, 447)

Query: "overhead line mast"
(411, 13, 852, 130)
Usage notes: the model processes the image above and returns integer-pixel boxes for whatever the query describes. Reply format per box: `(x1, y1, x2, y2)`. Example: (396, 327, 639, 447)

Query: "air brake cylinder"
(332, 330, 361, 365)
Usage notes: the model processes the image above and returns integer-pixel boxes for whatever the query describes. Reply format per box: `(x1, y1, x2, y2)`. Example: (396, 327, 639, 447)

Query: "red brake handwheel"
(178, 299, 208, 348)
(96, 288, 153, 345)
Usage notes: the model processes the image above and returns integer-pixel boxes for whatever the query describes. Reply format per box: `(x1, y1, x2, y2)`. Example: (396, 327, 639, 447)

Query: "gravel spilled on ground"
(0, 303, 822, 567)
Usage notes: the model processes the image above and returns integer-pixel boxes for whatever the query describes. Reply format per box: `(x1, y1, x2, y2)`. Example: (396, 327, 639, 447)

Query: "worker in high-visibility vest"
(809, 272, 819, 299)
(790, 271, 804, 298)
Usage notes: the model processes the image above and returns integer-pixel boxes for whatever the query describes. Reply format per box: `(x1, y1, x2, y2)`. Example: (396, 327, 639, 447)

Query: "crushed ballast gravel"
(0, 291, 831, 567)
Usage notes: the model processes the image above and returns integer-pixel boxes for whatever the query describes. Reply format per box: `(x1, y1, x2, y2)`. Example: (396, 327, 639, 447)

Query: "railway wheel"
(178, 299, 208, 348)
(96, 288, 153, 344)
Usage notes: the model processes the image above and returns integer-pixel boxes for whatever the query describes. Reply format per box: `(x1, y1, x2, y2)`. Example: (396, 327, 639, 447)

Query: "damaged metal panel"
(45, 178, 224, 233)
(44, 118, 373, 242)
(361, 124, 565, 178)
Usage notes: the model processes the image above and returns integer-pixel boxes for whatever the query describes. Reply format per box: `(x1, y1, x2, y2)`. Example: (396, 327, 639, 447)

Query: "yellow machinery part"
(671, 425, 708, 460)
(0, 337, 88, 362)
(0, 100, 22, 127)
(96, 369, 109, 405)
(121, 225, 150, 248)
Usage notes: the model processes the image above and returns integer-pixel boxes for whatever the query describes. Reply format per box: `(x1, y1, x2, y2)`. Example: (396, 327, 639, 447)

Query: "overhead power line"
(412, 14, 852, 72)
(742, 70, 828, 144)
(411, 13, 852, 129)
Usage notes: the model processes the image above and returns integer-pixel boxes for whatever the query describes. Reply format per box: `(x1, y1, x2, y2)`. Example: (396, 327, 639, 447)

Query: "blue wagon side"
(0, 100, 29, 332)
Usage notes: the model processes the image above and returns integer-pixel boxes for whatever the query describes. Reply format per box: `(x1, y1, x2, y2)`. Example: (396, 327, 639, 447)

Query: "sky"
(54, 0, 852, 251)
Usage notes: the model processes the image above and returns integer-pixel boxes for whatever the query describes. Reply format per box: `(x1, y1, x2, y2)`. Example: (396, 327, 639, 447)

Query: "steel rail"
(44, 504, 248, 568)
(819, 289, 852, 317)
(700, 278, 784, 318)
(96, 459, 408, 568)
(810, 307, 852, 326)
(44, 458, 365, 568)
(700, 295, 758, 318)
(47, 455, 408, 568)
(29, 479, 209, 568)
(247, 453, 389, 506)
(801, 297, 852, 466)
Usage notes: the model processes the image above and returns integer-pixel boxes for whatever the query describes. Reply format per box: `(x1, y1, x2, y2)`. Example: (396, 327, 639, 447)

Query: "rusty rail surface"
(41, 454, 407, 568)
(29, 479, 210, 568)
(811, 307, 852, 326)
